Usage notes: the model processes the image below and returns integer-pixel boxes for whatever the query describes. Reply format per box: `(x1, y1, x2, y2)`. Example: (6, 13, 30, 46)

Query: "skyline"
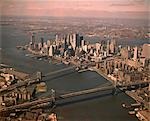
(0, 0, 149, 19)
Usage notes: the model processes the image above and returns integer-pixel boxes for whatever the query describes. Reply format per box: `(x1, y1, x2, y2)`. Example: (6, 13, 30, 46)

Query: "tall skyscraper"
(106, 40, 110, 55)
(49, 45, 54, 57)
(133, 46, 138, 61)
(29, 33, 36, 50)
(66, 34, 70, 45)
(71, 34, 82, 50)
(55, 34, 59, 46)
(96, 43, 101, 54)
(110, 39, 116, 54)
(30, 34, 35, 44)
(40, 37, 44, 47)
(81, 40, 86, 47)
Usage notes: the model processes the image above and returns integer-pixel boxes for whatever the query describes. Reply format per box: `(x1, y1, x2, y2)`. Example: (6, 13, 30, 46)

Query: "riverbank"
(90, 67, 115, 84)
(126, 91, 150, 121)
(89, 66, 150, 121)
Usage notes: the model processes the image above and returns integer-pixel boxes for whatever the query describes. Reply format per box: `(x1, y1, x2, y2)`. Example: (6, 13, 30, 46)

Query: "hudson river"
(0, 24, 139, 121)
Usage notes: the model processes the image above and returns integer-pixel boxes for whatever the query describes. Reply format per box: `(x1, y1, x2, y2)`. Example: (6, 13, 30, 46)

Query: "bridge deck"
(60, 85, 114, 99)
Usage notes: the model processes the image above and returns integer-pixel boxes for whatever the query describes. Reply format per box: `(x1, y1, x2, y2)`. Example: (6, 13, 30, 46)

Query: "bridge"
(0, 83, 114, 113)
(0, 80, 149, 113)
(0, 66, 76, 95)
(0, 64, 149, 113)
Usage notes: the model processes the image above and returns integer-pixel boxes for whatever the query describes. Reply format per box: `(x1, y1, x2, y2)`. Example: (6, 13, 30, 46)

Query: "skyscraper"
(110, 39, 116, 54)
(106, 40, 110, 55)
(40, 37, 44, 47)
(133, 46, 138, 61)
(49, 45, 54, 57)
(142, 44, 150, 59)
(71, 34, 82, 50)
(31, 34, 35, 44)
(29, 33, 36, 50)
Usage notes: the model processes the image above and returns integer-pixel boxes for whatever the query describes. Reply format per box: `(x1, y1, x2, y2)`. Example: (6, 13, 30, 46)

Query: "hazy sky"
(0, 0, 149, 19)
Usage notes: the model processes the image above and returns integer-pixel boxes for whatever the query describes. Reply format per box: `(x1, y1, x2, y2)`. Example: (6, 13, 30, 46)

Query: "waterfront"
(0, 20, 141, 121)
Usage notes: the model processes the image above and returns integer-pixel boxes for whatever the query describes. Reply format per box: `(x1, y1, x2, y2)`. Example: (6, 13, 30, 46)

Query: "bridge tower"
(51, 89, 56, 108)
(36, 71, 42, 81)
(112, 80, 117, 95)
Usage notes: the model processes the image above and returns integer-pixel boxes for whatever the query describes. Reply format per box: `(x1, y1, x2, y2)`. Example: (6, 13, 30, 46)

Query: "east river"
(0, 25, 139, 121)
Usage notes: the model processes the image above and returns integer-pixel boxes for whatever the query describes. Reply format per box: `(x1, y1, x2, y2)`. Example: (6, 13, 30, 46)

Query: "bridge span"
(0, 83, 114, 113)
(0, 66, 76, 95)
(1, 80, 149, 113)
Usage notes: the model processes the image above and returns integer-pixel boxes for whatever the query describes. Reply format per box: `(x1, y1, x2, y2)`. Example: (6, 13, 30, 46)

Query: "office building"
(142, 44, 150, 59)
(133, 46, 138, 61)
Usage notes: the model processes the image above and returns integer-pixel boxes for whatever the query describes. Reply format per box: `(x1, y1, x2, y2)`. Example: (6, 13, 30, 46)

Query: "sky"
(0, 0, 149, 19)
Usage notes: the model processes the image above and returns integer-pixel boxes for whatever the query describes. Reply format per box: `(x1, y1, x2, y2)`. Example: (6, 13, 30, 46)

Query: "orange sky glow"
(0, 0, 149, 18)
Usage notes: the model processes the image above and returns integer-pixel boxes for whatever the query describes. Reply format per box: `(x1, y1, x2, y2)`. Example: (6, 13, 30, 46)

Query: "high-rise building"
(55, 34, 59, 46)
(110, 39, 116, 54)
(66, 34, 70, 45)
(31, 34, 35, 44)
(142, 44, 150, 59)
(64, 37, 68, 50)
(29, 33, 36, 50)
(133, 46, 138, 61)
(83, 45, 88, 53)
(40, 37, 44, 47)
(49, 45, 54, 57)
(95, 43, 101, 54)
(47, 40, 51, 47)
(71, 34, 82, 50)
(81, 40, 86, 47)
(106, 40, 110, 55)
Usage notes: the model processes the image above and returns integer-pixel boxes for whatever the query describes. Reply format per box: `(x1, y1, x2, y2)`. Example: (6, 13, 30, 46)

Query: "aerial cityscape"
(0, 0, 150, 121)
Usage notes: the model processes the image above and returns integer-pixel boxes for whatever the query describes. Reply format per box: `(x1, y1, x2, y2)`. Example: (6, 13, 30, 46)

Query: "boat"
(129, 111, 135, 115)
(122, 103, 126, 108)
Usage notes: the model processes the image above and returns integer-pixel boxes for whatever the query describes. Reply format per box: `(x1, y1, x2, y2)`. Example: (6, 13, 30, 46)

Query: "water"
(0, 23, 139, 121)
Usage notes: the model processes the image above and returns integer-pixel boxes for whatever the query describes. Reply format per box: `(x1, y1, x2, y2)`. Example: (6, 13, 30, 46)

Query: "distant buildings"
(27, 33, 149, 84)
(142, 44, 150, 59)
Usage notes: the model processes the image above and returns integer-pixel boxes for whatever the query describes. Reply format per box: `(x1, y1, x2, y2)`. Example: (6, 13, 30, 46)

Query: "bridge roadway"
(0, 84, 114, 112)
(60, 85, 114, 99)
(0, 66, 76, 95)
(0, 80, 149, 113)
(43, 66, 75, 77)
